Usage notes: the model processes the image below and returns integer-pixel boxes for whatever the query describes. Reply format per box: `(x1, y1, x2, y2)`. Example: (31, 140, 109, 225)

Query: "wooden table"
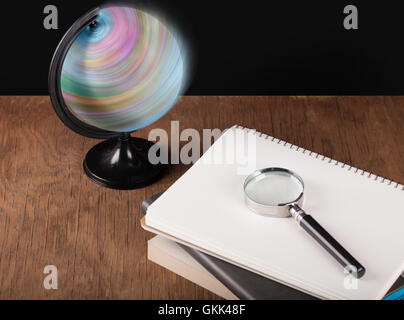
(0, 96, 403, 299)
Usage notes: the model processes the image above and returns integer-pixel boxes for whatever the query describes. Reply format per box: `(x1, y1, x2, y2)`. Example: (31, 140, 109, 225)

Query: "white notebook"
(143, 125, 404, 299)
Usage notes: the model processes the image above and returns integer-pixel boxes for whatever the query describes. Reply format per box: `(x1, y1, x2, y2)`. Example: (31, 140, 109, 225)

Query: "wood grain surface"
(0, 96, 403, 299)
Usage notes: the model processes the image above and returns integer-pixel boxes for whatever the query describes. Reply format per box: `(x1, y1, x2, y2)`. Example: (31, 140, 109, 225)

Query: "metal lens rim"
(243, 167, 305, 208)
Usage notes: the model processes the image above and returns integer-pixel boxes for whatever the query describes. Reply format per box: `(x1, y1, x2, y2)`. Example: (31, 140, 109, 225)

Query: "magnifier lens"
(243, 167, 366, 278)
(244, 170, 303, 206)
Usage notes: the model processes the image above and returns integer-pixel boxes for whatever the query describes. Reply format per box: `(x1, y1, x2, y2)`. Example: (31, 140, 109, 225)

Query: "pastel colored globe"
(61, 6, 184, 132)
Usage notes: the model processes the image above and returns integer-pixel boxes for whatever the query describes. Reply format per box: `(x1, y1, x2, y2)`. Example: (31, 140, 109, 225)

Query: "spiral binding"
(234, 125, 404, 191)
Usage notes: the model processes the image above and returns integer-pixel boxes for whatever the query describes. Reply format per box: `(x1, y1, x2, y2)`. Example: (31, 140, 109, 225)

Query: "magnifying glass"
(244, 167, 366, 279)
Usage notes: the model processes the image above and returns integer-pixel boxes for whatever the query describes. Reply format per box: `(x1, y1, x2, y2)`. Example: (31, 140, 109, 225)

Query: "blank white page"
(145, 126, 404, 299)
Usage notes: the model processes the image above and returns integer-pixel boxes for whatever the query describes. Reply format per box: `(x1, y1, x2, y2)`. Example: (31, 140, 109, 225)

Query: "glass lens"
(244, 170, 303, 206)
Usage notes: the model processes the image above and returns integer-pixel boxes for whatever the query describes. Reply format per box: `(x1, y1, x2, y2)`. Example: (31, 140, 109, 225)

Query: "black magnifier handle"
(289, 205, 366, 279)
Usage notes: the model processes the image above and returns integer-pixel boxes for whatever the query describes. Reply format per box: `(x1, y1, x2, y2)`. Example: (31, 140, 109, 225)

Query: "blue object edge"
(383, 287, 404, 300)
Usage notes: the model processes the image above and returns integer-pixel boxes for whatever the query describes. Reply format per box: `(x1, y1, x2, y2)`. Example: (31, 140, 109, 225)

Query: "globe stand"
(83, 133, 165, 190)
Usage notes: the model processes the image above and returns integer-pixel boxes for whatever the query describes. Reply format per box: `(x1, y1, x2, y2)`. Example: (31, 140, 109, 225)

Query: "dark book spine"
(178, 244, 316, 300)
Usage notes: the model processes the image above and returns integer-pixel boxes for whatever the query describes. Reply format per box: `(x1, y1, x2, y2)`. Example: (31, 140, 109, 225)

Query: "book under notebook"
(143, 125, 404, 300)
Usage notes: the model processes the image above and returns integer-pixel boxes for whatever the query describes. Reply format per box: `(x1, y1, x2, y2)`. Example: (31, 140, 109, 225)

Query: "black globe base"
(83, 133, 166, 190)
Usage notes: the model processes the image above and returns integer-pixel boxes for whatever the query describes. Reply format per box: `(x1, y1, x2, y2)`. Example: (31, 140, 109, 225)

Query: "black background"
(3, 0, 404, 95)
(0, 300, 399, 318)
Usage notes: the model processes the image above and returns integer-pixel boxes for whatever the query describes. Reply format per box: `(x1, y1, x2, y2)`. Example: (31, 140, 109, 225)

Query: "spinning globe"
(49, 5, 187, 189)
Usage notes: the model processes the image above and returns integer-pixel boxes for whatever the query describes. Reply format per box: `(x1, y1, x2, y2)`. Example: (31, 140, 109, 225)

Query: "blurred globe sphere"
(61, 6, 184, 132)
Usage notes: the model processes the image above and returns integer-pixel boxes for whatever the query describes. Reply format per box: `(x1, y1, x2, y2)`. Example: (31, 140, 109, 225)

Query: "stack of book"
(142, 126, 404, 300)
